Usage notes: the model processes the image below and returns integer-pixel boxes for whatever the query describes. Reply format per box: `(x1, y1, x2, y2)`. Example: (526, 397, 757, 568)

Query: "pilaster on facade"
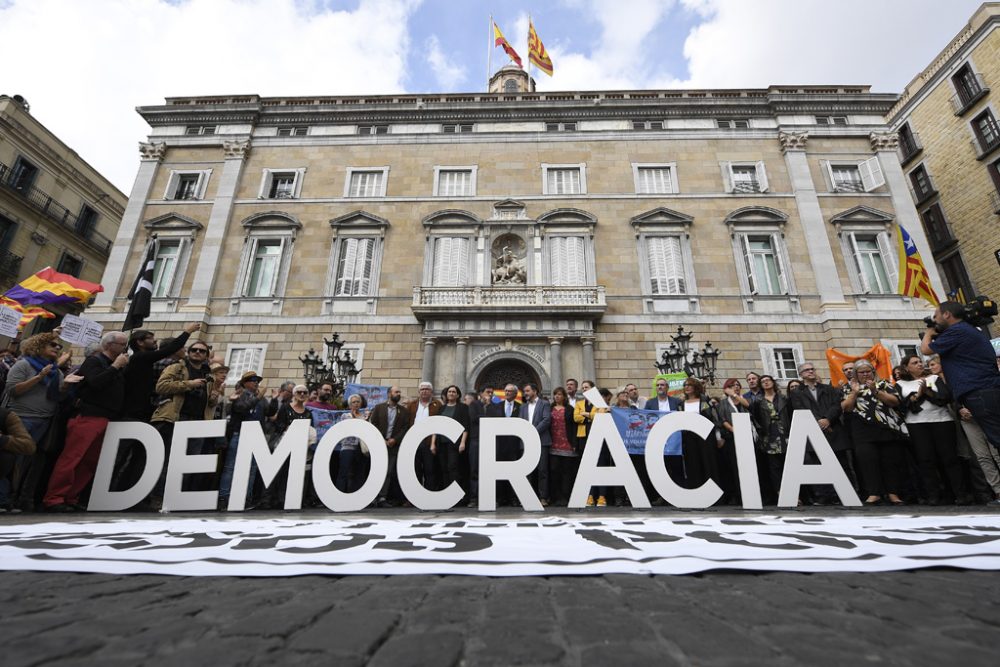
(869, 132, 899, 152)
(92, 142, 166, 311)
(182, 139, 252, 314)
(778, 131, 809, 152)
(420, 337, 437, 385)
(547, 337, 564, 390)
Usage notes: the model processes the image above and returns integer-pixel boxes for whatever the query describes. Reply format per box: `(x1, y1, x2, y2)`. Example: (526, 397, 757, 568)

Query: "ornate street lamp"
(653, 326, 723, 385)
(299, 332, 362, 396)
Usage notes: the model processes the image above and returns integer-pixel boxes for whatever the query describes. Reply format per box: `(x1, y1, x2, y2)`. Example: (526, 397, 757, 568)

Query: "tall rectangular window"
(770, 348, 799, 381)
(646, 236, 686, 295)
(225, 345, 266, 387)
(431, 237, 470, 286)
(76, 205, 98, 237)
(909, 165, 935, 202)
(952, 63, 986, 112)
(549, 236, 587, 286)
(741, 234, 785, 295)
(151, 240, 181, 298)
(174, 174, 200, 200)
(334, 237, 375, 296)
(57, 253, 83, 278)
(268, 173, 297, 199)
(830, 165, 864, 192)
(973, 109, 1000, 153)
(9, 157, 38, 191)
(921, 204, 954, 250)
(244, 239, 282, 297)
(849, 233, 894, 294)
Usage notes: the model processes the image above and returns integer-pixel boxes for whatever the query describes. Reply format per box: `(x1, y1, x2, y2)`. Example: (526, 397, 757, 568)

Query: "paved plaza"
(3, 507, 999, 666)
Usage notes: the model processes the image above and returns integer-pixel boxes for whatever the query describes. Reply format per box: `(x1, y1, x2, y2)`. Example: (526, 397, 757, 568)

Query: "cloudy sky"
(0, 0, 985, 193)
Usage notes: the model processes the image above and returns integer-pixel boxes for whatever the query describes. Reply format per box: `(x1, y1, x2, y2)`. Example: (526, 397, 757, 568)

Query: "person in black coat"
(463, 391, 485, 507)
(433, 385, 470, 494)
(485, 383, 522, 505)
(789, 361, 855, 502)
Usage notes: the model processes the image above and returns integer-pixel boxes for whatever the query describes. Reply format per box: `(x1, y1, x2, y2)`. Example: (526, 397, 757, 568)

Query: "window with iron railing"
(951, 64, 989, 114)
(897, 124, 922, 164)
(921, 203, 954, 250)
(909, 165, 937, 203)
(972, 109, 1000, 155)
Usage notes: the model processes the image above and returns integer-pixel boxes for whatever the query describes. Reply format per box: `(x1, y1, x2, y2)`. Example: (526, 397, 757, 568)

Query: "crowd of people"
(0, 301, 998, 513)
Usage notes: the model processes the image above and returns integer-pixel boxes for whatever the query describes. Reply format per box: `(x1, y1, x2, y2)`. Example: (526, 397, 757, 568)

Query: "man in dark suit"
(370, 385, 409, 506)
(463, 391, 485, 507)
(485, 383, 521, 506)
(519, 382, 552, 505)
(644, 378, 684, 502)
(404, 381, 442, 493)
(789, 361, 854, 502)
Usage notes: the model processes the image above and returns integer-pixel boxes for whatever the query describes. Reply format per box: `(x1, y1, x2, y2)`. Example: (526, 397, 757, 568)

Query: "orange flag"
(826, 343, 893, 387)
(528, 19, 553, 76)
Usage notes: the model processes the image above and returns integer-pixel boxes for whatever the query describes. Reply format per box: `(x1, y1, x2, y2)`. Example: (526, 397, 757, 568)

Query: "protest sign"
(0, 305, 20, 338)
(60, 313, 104, 347)
(611, 407, 682, 455)
(345, 383, 389, 407)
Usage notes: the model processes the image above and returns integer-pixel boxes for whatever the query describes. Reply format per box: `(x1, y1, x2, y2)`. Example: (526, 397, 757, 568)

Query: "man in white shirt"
(405, 381, 441, 492)
(519, 383, 552, 505)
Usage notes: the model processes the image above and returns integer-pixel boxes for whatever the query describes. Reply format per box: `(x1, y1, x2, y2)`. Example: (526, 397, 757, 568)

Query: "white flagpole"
(487, 15, 493, 87)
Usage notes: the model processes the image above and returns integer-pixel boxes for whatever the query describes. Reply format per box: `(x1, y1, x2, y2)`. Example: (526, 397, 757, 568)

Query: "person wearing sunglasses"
(147, 341, 221, 509)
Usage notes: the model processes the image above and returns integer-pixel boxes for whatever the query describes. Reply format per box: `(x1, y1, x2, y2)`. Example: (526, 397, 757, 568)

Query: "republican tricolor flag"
(896, 223, 940, 306)
(528, 19, 553, 76)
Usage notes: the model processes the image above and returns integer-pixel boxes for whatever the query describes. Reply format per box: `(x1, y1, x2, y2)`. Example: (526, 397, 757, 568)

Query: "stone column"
(779, 131, 846, 306)
(870, 132, 946, 296)
(454, 337, 469, 390)
(548, 337, 563, 393)
(183, 139, 251, 312)
(421, 337, 437, 386)
(581, 336, 596, 383)
(91, 142, 165, 311)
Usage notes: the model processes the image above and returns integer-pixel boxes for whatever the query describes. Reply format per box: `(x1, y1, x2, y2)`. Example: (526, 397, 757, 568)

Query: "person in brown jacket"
(405, 381, 442, 492)
(369, 385, 409, 506)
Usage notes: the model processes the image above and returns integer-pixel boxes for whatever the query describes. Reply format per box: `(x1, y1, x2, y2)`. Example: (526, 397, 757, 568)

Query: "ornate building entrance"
(475, 358, 540, 393)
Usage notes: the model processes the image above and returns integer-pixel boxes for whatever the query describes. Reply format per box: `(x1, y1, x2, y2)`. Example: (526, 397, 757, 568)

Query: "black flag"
(122, 238, 158, 331)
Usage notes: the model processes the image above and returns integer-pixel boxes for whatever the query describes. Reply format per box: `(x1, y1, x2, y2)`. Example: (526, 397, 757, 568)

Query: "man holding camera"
(922, 301, 1000, 450)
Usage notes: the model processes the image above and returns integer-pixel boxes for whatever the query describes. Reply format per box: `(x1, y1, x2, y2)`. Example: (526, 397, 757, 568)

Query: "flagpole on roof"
(487, 15, 493, 86)
(526, 14, 532, 79)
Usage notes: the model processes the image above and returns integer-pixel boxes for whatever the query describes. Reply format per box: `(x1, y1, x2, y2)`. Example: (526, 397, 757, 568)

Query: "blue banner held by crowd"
(310, 408, 351, 442)
(345, 383, 389, 407)
(610, 407, 682, 456)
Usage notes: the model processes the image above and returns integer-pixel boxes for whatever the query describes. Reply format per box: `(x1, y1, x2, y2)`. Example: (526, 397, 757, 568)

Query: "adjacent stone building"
(0, 94, 125, 318)
(89, 67, 938, 394)
(887, 1, 1000, 305)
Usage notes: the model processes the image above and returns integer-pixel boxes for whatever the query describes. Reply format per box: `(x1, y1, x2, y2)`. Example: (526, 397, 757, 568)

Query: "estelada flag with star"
(493, 20, 522, 68)
(896, 223, 939, 306)
(528, 19, 553, 76)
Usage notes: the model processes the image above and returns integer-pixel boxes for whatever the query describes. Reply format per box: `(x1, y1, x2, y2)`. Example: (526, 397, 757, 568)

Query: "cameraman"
(921, 301, 1000, 450)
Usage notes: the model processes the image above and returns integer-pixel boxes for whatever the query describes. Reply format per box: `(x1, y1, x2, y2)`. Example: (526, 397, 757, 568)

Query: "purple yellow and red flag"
(3, 267, 104, 307)
(528, 19, 553, 76)
(493, 21, 523, 68)
(0, 296, 56, 329)
(896, 224, 939, 306)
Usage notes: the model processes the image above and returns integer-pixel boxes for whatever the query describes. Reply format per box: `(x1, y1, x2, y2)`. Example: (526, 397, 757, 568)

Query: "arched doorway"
(475, 358, 541, 394)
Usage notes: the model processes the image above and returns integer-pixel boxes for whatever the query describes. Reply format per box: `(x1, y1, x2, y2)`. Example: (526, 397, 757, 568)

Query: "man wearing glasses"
(789, 361, 854, 502)
(148, 340, 221, 508)
(44, 331, 130, 512)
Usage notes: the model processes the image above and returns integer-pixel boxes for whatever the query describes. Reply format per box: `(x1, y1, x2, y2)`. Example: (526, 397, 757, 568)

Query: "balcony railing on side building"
(990, 190, 1000, 215)
(951, 73, 989, 115)
(897, 131, 923, 165)
(0, 248, 23, 279)
(0, 162, 113, 255)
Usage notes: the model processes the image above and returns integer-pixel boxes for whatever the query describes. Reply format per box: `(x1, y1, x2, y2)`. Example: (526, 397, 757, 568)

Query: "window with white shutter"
(636, 166, 675, 194)
(435, 169, 475, 196)
(151, 240, 182, 298)
(848, 232, 893, 294)
(646, 236, 686, 295)
(225, 345, 266, 387)
(244, 238, 284, 297)
(741, 234, 785, 295)
(346, 169, 388, 197)
(431, 237, 470, 286)
(542, 164, 586, 195)
(334, 237, 375, 296)
(858, 156, 886, 191)
(549, 236, 587, 286)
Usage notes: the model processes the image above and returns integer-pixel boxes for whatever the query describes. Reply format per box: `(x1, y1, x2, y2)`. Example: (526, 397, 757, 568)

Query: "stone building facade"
(887, 2, 1000, 306)
(89, 69, 937, 395)
(0, 94, 125, 308)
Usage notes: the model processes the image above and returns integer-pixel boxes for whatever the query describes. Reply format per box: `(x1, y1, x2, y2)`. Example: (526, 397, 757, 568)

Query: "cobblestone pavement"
(3, 507, 999, 666)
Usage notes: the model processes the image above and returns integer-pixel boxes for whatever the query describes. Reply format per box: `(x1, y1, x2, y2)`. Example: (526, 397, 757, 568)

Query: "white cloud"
(425, 34, 467, 91)
(0, 0, 421, 192)
(673, 0, 985, 91)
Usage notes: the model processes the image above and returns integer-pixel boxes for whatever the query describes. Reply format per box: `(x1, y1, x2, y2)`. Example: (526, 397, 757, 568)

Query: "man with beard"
(369, 385, 408, 506)
(306, 382, 339, 411)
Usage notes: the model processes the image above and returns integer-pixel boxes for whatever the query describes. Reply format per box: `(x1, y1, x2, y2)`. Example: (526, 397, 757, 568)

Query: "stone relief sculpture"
(491, 235, 527, 285)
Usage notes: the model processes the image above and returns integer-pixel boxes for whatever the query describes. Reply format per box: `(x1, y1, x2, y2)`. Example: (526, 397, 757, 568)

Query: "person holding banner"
(370, 386, 408, 507)
(220, 371, 269, 508)
(548, 386, 578, 506)
(260, 385, 313, 509)
(335, 394, 368, 493)
(681, 377, 722, 493)
(715, 378, 751, 505)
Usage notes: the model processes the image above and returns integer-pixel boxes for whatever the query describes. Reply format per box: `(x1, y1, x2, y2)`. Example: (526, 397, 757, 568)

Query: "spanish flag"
(493, 21, 522, 68)
(0, 296, 56, 329)
(3, 267, 104, 307)
(896, 224, 940, 306)
(528, 19, 553, 76)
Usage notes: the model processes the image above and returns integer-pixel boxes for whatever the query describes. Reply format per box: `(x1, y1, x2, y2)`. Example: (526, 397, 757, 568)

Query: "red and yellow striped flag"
(0, 296, 56, 329)
(896, 223, 939, 306)
(493, 21, 522, 68)
(528, 20, 553, 76)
